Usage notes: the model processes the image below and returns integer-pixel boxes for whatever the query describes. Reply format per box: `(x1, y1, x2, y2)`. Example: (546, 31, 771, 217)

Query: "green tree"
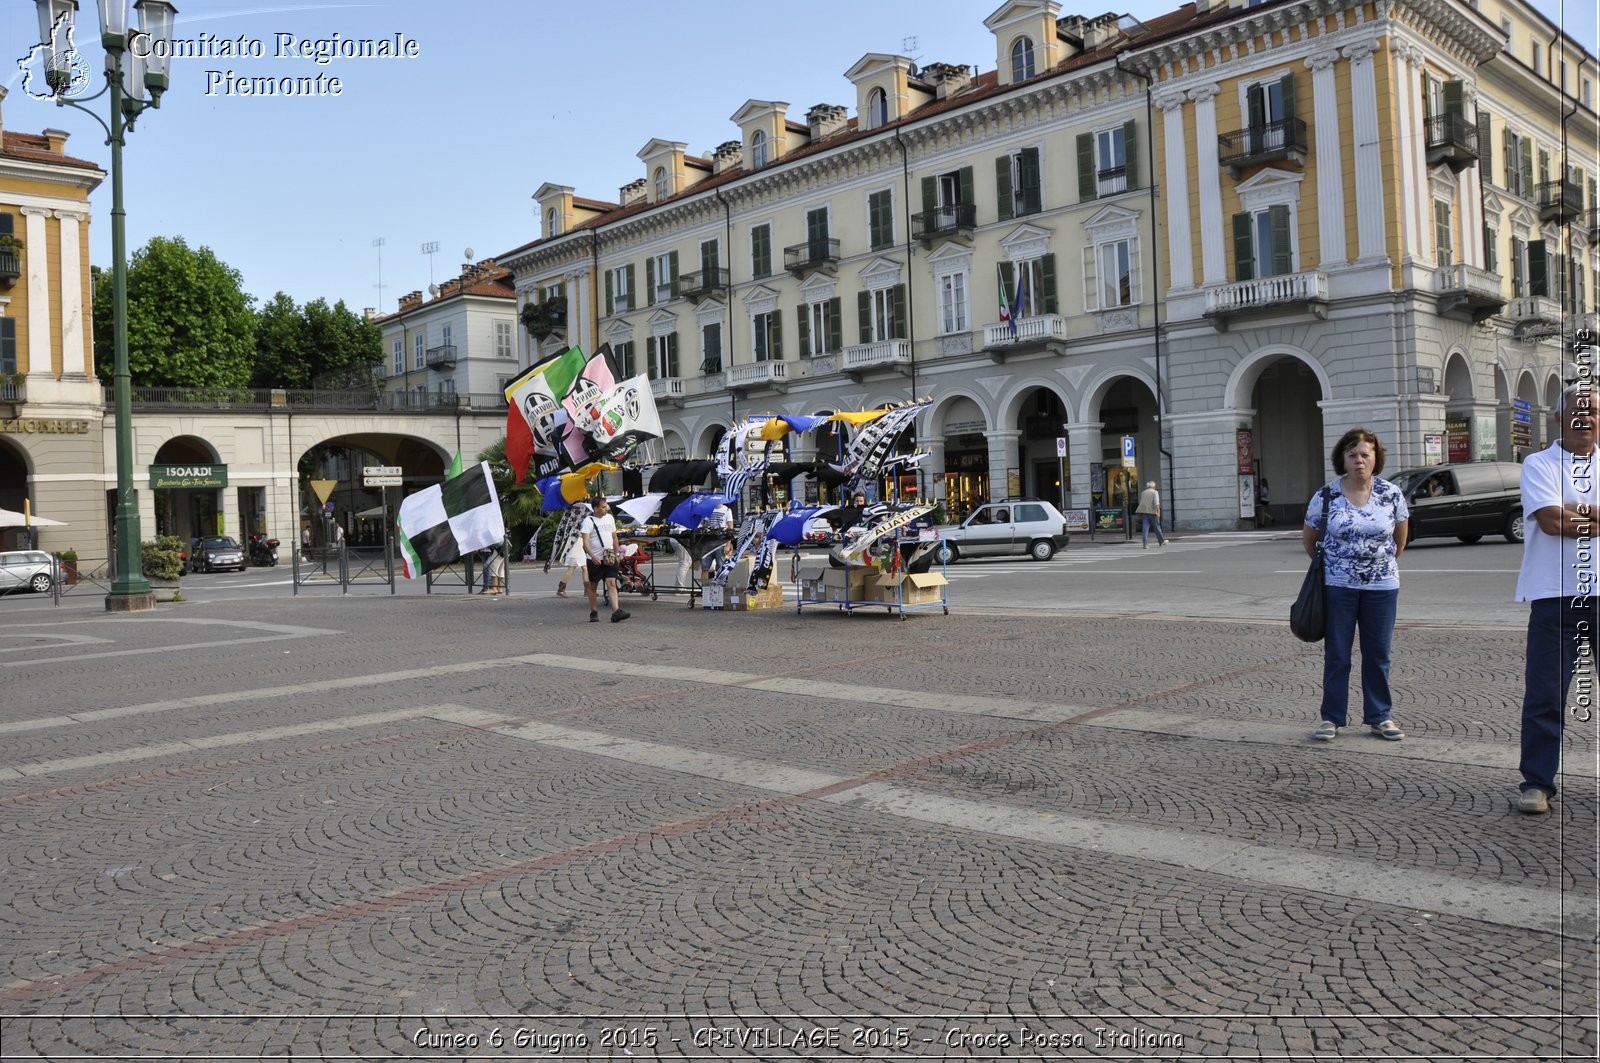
(93, 236, 255, 387)
(478, 437, 547, 557)
(252, 291, 310, 389)
(302, 297, 382, 380)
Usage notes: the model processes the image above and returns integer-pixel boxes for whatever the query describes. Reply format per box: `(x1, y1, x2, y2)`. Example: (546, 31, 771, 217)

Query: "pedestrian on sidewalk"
(1137, 481, 1167, 548)
(556, 528, 586, 599)
(582, 497, 630, 623)
(1304, 427, 1409, 743)
(1514, 384, 1598, 814)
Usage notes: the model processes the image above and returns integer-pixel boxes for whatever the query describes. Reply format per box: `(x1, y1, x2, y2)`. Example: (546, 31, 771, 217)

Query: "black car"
(1391, 462, 1524, 544)
(191, 536, 246, 572)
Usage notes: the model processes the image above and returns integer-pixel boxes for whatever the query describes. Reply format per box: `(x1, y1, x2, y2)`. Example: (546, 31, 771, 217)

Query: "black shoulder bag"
(1289, 485, 1332, 642)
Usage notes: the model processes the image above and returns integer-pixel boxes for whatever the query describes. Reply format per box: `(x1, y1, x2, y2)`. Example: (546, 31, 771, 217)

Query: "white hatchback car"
(936, 499, 1071, 562)
(0, 550, 59, 594)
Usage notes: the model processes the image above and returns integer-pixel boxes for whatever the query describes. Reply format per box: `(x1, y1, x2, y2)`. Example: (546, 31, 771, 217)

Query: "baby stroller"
(616, 541, 653, 596)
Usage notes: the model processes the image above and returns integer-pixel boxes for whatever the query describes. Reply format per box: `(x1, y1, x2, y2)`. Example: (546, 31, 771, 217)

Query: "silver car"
(0, 550, 59, 594)
(936, 499, 1071, 562)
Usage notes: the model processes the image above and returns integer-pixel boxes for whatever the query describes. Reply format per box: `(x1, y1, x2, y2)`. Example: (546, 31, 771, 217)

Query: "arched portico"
(1079, 370, 1160, 512)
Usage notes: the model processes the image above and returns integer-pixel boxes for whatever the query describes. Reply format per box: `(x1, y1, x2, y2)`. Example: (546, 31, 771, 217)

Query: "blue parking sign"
(1121, 435, 1136, 469)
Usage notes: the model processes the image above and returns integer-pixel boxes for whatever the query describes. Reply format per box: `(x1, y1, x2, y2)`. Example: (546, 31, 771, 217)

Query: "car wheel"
(1504, 512, 1524, 544)
(29, 572, 52, 594)
(937, 542, 959, 564)
(1456, 534, 1483, 544)
(1029, 539, 1056, 561)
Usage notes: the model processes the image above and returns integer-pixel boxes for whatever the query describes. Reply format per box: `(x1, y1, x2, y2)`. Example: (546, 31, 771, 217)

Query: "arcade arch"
(932, 393, 990, 517)
(1080, 374, 1159, 511)
(0, 438, 30, 548)
(297, 433, 450, 549)
(1228, 351, 1327, 519)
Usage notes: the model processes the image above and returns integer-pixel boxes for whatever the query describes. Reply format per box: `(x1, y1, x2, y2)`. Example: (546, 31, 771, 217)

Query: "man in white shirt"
(1515, 384, 1598, 813)
(703, 501, 733, 534)
(582, 497, 630, 623)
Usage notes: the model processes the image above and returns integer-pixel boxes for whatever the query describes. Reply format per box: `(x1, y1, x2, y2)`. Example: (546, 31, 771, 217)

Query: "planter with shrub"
(141, 535, 186, 601)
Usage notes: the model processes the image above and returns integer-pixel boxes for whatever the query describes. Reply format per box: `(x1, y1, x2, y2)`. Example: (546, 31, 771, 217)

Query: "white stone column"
(1306, 49, 1347, 267)
(1067, 422, 1104, 510)
(986, 429, 1020, 502)
(1461, 86, 1484, 265)
(55, 209, 87, 379)
(20, 207, 51, 375)
(1391, 42, 1422, 261)
(1344, 40, 1387, 262)
(1157, 91, 1194, 290)
(1190, 84, 1227, 286)
(921, 438, 946, 506)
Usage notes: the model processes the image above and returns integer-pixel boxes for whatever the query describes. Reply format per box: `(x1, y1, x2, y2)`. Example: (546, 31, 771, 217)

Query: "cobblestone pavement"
(0, 587, 1595, 1061)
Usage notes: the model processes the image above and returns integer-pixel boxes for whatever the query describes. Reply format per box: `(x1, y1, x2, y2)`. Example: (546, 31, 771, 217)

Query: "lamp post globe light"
(34, 0, 178, 612)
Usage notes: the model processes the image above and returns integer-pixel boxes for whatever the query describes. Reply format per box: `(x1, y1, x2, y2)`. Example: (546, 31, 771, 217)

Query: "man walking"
(1136, 480, 1167, 548)
(1515, 384, 1597, 814)
(583, 496, 631, 624)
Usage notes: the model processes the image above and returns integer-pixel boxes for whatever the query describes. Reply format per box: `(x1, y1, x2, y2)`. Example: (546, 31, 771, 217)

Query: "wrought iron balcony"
(0, 249, 18, 287)
(425, 344, 457, 369)
(726, 360, 791, 392)
(1217, 117, 1309, 176)
(679, 267, 730, 301)
(1537, 179, 1583, 224)
(1204, 271, 1329, 324)
(1435, 263, 1504, 322)
(1096, 165, 1131, 198)
(783, 238, 840, 276)
(912, 203, 977, 245)
(0, 374, 21, 403)
(1424, 112, 1478, 172)
(840, 340, 912, 381)
(981, 314, 1070, 353)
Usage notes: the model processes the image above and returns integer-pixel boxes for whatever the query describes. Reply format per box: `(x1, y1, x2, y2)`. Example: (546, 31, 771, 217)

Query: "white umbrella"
(0, 507, 68, 529)
(355, 505, 387, 518)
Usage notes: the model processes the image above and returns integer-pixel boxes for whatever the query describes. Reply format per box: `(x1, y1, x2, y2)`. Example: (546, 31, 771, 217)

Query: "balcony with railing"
(1537, 178, 1583, 224)
(1203, 270, 1329, 323)
(839, 340, 913, 381)
(650, 376, 686, 406)
(1508, 295, 1562, 327)
(981, 314, 1070, 355)
(679, 267, 730, 302)
(1218, 118, 1309, 176)
(1096, 165, 1131, 198)
(912, 203, 977, 246)
(520, 296, 567, 340)
(1435, 263, 1504, 321)
(0, 249, 18, 288)
(425, 343, 457, 369)
(1423, 112, 1478, 172)
(112, 386, 507, 412)
(726, 360, 791, 392)
(783, 238, 840, 276)
(0, 374, 21, 404)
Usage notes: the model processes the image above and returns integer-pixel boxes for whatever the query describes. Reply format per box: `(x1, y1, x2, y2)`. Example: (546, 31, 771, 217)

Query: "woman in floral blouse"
(1303, 427, 1410, 742)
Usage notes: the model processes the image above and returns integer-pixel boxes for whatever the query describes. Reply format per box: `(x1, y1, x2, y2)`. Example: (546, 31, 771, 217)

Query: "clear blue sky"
(4, 0, 1594, 315)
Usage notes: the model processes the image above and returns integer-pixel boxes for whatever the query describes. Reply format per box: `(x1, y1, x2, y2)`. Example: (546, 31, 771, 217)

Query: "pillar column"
(1067, 422, 1104, 510)
(20, 207, 51, 376)
(1344, 39, 1387, 262)
(1190, 84, 1227, 286)
(1306, 49, 1347, 266)
(1391, 42, 1422, 262)
(1157, 91, 1194, 290)
(921, 438, 946, 507)
(55, 209, 88, 378)
(986, 429, 1020, 502)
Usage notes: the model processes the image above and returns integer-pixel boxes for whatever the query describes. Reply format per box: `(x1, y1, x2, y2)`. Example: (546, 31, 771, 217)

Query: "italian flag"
(394, 461, 505, 579)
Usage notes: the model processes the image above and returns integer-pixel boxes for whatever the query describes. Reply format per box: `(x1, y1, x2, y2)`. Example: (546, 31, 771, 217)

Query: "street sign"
(363, 465, 403, 487)
(1055, 436, 1067, 457)
(1121, 435, 1136, 469)
(310, 478, 338, 504)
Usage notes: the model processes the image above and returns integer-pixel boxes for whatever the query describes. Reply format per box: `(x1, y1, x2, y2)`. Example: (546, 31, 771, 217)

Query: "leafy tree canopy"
(257, 295, 381, 389)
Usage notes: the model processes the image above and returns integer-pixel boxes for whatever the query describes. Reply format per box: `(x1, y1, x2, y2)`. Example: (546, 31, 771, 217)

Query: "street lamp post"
(34, 0, 178, 612)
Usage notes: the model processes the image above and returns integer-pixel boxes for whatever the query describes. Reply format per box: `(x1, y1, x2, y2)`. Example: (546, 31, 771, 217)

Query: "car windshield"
(203, 537, 240, 550)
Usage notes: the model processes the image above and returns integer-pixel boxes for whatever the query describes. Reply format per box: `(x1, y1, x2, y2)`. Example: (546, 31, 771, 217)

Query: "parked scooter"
(248, 535, 279, 567)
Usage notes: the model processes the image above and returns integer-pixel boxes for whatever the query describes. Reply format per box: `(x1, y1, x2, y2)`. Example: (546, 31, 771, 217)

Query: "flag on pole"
(394, 461, 505, 579)
(997, 265, 1013, 335)
(447, 451, 464, 478)
(504, 345, 660, 484)
(1010, 264, 1027, 331)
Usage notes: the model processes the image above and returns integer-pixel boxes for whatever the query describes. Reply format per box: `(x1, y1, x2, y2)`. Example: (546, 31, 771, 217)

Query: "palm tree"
(477, 437, 548, 557)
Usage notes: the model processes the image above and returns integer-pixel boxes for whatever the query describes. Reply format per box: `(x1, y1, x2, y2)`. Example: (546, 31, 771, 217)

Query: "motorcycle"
(248, 536, 279, 567)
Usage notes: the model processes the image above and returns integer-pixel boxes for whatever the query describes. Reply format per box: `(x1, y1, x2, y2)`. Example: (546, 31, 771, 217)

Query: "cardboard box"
(701, 583, 727, 610)
(873, 571, 948, 607)
(822, 565, 870, 598)
(797, 566, 827, 601)
(745, 582, 784, 610)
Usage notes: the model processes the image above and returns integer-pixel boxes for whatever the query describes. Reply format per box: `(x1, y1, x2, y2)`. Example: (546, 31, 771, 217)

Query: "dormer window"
(1010, 37, 1035, 81)
(546, 207, 558, 237)
(868, 87, 888, 128)
(751, 130, 768, 168)
(654, 166, 669, 201)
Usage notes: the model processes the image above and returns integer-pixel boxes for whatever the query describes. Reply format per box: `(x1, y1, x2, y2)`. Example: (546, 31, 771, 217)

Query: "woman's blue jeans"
(1320, 586, 1399, 726)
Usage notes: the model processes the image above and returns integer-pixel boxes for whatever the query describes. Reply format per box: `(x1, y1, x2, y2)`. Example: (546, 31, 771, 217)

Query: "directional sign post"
(363, 465, 403, 488)
(1511, 399, 1531, 449)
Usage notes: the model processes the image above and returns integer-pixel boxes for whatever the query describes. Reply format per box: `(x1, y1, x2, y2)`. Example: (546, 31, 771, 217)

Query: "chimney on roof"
(712, 139, 743, 175)
(619, 178, 647, 207)
(399, 290, 423, 311)
(805, 103, 849, 140)
(1082, 13, 1122, 51)
(42, 127, 68, 154)
(363, 307, 376, 320)
(921, 62, 972, 100)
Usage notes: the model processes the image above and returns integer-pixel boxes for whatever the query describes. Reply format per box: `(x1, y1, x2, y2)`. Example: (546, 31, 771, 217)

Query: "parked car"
(935, 498, 1071, 562)
(0, 550, 59, 594)
(191, 536, 246, 572)
(1389, 462, 1524, 544)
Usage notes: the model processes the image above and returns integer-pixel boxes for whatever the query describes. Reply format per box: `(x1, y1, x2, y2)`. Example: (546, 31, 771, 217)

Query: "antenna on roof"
(421, 240, 439, 286)
(371, 237, 387, 306)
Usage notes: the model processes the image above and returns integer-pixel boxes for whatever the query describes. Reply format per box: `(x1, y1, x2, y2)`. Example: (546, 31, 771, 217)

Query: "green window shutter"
(1040, 253, 1058, 315)
(668, 332, 679, 377)
(1247, 83, 1266, 130)
(958, 166, 974, 211)
(605, 273, 614, 317)
(858, 290, 873, 344)
(1422, 73, 1435, 118)
(771, 312, 782, 360)
(1268, 204, 1292, 276)
(669, 251, 680, 299)
(1019, 146, 1041, 215)
(1477, 111, 1492, 175)
(646, 340, 657, 380)
(999, 261, 1015, 311)
(0, 214, 12, 238)
(1483, 225, 1497, 273)
(0, 319, 15, 374)
(1538, 149, 1550, 189)
(1528, 239, 1547, 295)
(1512, 238, 1525, 295)
(796, 303, 810, 357)
(868, 191, 884, 249)
(891, 284, 907, 339)
(1521, 138, 1534, 198)
(704, 323, 721, 364)
(1280, 73, 1296, 121)
(1233, 212, 1255, 281)
(1077, 134, 1095, 201)
(808, 208, 829, 250)
(1434, 204, 1451, 264)
(920, 176, 936, 217)
(752, 226, 769, 278)
(646, 257, 656, 306)
(995, 155, 1015, 222)
(1123, 120, 1139, 190)
(625, 264, 636, 310)
(828, 297, 842, 353)
(702, 241, 718, 276)
(1503, 129, 1515, 189)
(1443, 79, 1463, 117)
